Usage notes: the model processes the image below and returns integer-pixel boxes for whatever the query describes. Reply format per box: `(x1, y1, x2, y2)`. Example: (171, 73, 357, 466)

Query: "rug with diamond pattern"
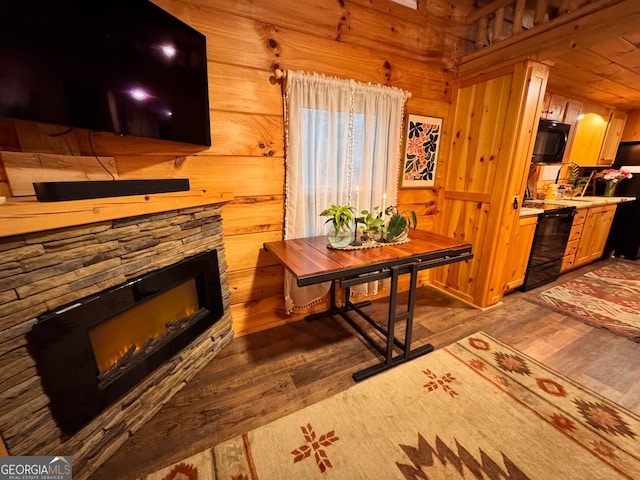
(142, 332, 640, 479)
(532, 260, 640, 341)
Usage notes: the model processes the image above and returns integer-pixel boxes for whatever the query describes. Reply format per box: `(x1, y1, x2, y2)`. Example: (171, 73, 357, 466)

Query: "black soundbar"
(33, 179, 190, 202)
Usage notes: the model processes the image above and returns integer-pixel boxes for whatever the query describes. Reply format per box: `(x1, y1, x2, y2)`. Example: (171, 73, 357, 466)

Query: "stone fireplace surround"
(0, 203, 234, 479)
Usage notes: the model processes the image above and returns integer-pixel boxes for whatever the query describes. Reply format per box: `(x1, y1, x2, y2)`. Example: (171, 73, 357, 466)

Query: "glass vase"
(603, 181, 617, 197)
(359, 229, 381, 244)
(326, 224, 352, 248)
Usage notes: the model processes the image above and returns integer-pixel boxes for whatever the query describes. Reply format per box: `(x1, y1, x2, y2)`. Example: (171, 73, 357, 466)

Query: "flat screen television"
(0, 0, 211, 147)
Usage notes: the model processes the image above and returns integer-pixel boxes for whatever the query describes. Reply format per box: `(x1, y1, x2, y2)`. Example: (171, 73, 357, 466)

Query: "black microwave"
(531, 119, 571, 164)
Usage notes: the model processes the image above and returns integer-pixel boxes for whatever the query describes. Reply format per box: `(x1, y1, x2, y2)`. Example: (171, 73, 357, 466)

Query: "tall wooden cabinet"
(433, 60, 549, 308)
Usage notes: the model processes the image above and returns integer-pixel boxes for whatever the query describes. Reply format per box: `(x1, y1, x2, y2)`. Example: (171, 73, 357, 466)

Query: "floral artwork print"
(401, 114, 442, 188)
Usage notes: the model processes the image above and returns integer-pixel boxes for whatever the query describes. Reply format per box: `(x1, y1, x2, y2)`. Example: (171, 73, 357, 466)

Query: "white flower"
(599, 169, 632, 182)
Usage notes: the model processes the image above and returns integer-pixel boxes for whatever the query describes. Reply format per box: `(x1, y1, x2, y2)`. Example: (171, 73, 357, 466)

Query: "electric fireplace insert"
(28, 249, 224, 435)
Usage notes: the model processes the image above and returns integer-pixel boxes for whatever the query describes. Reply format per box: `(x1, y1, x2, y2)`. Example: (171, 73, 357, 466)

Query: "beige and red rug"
(532, 261, 640, 341)
(143, 332, 640, 479)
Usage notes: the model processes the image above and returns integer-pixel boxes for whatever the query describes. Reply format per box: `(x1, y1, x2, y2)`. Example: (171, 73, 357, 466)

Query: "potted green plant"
(383, 206, 417, 242)
(320, 204, 356, 247)
(358, 207, 385, 242)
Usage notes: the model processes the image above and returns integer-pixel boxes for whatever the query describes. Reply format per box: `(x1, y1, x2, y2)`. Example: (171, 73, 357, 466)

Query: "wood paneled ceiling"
(459, 0, 640, 110)
(546, 29, 640, 109)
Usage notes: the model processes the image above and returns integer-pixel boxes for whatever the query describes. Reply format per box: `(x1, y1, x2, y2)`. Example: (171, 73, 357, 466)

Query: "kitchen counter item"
(545, 183, 558, 200)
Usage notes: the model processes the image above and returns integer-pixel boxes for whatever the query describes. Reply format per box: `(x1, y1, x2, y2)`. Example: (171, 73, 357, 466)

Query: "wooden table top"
(264, 229, 472, 287)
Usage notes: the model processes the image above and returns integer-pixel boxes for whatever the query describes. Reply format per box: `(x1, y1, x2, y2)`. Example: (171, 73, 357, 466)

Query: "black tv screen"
(0, 0, 211, 147)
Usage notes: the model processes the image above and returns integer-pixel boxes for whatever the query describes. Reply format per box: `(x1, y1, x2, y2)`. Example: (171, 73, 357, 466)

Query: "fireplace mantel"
(0, 189, 234, 237)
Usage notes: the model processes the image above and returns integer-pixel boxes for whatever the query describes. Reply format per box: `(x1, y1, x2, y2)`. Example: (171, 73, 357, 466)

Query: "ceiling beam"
(458, 0, 640, 76)
(466, 0, 514, 25)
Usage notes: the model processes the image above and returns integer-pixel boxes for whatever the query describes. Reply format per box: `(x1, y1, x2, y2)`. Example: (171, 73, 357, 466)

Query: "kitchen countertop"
(520, 207, 543, 216)
(564, 196, 636, 205)
(519, 196, 636, 217)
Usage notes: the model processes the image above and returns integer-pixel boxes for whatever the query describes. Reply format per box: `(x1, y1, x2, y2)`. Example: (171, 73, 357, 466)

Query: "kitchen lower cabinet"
(574, 204, 617, 268)
(561, 207, 587, 272)
(504, 215, 538, 291)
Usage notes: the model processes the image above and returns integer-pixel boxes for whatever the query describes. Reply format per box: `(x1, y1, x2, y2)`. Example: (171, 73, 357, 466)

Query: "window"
(283, 71, 408, 311)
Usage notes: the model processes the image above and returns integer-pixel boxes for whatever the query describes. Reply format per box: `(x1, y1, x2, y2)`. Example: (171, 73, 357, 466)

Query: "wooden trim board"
(1, 151, 118, 196)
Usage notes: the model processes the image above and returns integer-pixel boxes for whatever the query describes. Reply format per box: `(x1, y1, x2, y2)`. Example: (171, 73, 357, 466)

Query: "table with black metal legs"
(264, 229, 473, 381)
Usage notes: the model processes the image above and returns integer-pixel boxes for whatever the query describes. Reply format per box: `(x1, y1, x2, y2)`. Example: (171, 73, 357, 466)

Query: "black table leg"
(348, 263, 433, 382)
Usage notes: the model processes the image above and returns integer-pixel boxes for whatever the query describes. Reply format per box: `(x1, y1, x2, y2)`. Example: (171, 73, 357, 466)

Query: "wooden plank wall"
(432, 61, 549, 308)
(0, 0, 474, 336)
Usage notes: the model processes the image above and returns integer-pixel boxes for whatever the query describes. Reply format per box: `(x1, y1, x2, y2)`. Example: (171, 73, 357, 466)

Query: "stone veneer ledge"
(0, 204, 233, 479)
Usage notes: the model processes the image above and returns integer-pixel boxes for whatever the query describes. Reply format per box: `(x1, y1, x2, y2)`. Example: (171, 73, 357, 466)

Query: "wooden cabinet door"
(599, 111, 627, 166)
(563, 100, 582, 125)
(569, 111, 612, 166)
(541, 94, 566, 121)
(589, 204, 616, 261)
(575, 207, 599, 267)
(503, 215, 538, 291)
(560, 207, 586, 272)
(574, 205, 617, 266)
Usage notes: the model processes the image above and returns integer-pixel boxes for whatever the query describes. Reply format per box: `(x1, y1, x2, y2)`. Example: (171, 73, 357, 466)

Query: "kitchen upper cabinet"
(598, 110, 627, 166)
(574, 204, 616, 267)
(541, 93, 567, 122)
(503, 214, 538, 291)
(568, 103, 613, 166)
(540, 93, 582, 125)
(562, 100, 583, 127)
(621, 109, 640, 142)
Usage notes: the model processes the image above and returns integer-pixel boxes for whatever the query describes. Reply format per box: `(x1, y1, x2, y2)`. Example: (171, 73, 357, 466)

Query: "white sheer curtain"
(283, 71, 407, 313)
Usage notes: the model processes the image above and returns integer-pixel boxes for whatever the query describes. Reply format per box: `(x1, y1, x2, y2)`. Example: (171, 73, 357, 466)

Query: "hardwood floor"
(89, 258, 640, 480)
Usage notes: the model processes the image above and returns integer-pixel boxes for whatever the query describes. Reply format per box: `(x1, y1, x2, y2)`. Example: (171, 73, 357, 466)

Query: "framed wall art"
(401, 114, 442, 188)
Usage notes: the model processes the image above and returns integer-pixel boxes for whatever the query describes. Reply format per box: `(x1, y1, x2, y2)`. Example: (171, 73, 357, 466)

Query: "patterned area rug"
(143, 449, 214, 480)
(142, 332, 640, 479)
(532, 261, 640, 341)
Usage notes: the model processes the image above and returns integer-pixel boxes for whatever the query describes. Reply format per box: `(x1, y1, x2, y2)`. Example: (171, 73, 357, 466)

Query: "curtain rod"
(273, 68, 412, 98)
